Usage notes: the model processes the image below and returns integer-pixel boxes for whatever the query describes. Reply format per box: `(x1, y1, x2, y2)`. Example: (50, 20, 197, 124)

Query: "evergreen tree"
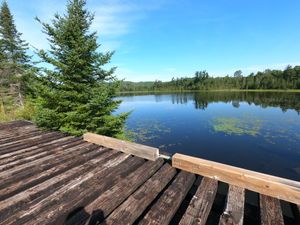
(34, 0, 128, 136)
(0, 1, 30, 75)
(0, 0, 31, 107)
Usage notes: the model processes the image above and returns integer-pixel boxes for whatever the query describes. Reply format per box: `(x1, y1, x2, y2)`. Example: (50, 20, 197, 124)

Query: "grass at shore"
(0, 101, 35, 122)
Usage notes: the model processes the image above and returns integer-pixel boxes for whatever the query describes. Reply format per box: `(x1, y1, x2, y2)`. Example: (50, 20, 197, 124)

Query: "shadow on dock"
(65, 207, 107, 225)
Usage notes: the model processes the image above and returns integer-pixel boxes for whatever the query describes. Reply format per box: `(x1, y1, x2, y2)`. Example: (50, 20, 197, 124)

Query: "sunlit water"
(115, 92, 300, 180)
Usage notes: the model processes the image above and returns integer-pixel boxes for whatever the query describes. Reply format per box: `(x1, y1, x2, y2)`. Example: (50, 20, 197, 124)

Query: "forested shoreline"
(120, 91, 300, 113)
(120, 67, 300, 92)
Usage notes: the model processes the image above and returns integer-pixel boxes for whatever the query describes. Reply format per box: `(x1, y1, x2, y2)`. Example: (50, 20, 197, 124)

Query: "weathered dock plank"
(0, 120, 32, 129)
(0, 131, 55, 147)
(0, 136, 78, 165)
(218, 185, 245, 225)
(0, 148, 118, 222)
(179, 177, 218, 225)
(25, 157, 144, 225)
(0, 130, 44, 145)
(0, 142, 97, 189)
(0, 123, 42, 137)
(0, 138, 83, 171)
(0, 121, 37, 134)
(0, 127, 39, 140)
(0, 147, 112, 200)
(260, 194, 284, 225)
(0, 132, 67, 153)
(66, 159, 166, 225)
(102, 163, 177, 225)
(0, 155, 143, 225)
(138, 171, 196, 225)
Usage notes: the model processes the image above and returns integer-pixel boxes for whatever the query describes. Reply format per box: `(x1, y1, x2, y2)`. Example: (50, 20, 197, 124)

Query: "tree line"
(0, 0, 127, 137)
(120, 67, 300, 92)
(171, 91, 300, 113)
(120, 91, 300, 113)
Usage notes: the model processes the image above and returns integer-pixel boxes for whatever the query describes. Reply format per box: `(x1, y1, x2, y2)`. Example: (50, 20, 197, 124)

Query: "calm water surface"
(115, 92, 300, 180)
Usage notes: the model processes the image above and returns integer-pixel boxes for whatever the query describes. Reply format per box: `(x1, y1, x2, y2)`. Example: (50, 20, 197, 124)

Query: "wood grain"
(179, 177, 218, 225)
(0, 148, 120, 223)
(0, 132, 67, 154)
(102, 163, 177, 225)
(65, 159, 165, 225)
(0, 130, 44, 145)
(138, 171, 195, 225)
(0, 138, 83, 172)
(24, 157, 144, 225)
(173, 153, 300, 205)
(0, 131, 56, 148)
(0, 142, 96, 189)
(260, 194, 284, 225)
(83, 132, 159, 161)
(218, 185, 245, 225)
(0, 146, 110, 200)
(0, 154, 140, 225)
(0, 136, 78, 165)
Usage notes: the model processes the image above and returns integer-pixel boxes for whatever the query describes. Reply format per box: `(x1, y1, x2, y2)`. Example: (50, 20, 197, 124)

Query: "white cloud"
(91, 2, 139, 37)
(13, 0, 65, 50)
(12, 0, 165, 53)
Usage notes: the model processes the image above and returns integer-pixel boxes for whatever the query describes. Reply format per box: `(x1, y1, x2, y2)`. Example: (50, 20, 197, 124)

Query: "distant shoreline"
(117, 89, 300, 94)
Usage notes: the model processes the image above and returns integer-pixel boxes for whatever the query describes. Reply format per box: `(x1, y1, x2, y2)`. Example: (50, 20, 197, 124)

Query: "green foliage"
(34, 0, 128, 136)
(119, 66, 300, 92)
(234, 70, 242, 78)
(0, 0, 33, 121)
(0, 0, 30, 83)
(14, 100, 35, 120)
(0, 100, 35, 122)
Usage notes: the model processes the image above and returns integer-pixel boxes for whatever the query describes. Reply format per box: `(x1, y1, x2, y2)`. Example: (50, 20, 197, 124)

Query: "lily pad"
(212, 117, 261, 136)
(125, 119, 171, 142)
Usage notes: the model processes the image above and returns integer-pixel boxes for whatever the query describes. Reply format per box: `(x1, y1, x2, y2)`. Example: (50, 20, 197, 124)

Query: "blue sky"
(7, 0, 300, 81)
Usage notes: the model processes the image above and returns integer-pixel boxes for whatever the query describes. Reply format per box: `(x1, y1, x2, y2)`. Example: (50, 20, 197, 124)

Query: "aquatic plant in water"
(212, 117, 261, 136)
(125, 119, 171, 142)
(261, 118, 300, 144)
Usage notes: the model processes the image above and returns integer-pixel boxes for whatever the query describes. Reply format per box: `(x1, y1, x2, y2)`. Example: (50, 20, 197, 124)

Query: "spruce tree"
(34, 0, 128, 136)
(0, 1, 30, 75)
(0, 0, 31, 107)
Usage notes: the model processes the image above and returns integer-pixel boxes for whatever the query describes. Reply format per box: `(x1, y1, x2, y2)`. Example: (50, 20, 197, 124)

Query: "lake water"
(115, 91, 300, 180)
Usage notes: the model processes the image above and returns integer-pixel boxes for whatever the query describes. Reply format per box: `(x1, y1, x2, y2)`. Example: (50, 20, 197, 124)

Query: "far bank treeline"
(120, 67, 300, 92)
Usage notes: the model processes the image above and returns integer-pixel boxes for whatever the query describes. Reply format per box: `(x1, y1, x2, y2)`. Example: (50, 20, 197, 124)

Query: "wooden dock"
(0, 120, 299, 225)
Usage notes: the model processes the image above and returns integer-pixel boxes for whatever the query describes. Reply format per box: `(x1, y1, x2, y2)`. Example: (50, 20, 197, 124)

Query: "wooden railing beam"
(172, 153, 300, 205)
(83, 133, 159, 161)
